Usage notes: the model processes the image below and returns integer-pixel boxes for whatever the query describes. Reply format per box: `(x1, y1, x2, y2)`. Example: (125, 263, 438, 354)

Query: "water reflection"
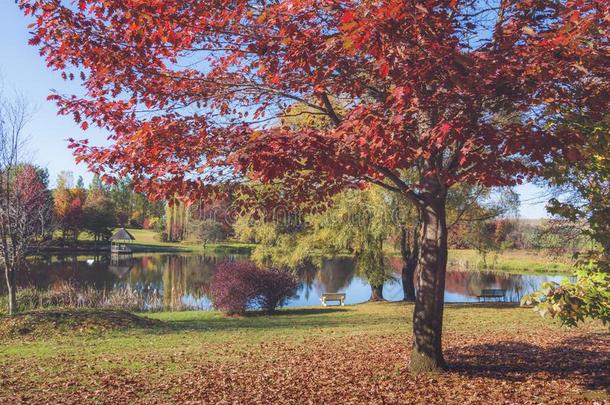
(10, 253, 569, 310)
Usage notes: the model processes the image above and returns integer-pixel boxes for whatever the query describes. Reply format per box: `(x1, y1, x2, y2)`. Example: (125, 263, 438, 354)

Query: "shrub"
(208, 262, 260, 315)
(255, 267, 299, 313)
(522, 258, 610, 327)
(209, 261, 298, 315)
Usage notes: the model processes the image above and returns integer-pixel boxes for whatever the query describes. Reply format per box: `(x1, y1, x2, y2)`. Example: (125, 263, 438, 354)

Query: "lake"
(11, 253, 570, 311)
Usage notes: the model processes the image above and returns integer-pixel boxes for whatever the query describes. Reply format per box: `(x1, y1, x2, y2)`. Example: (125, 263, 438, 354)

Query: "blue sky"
(0, 2, 551, 218)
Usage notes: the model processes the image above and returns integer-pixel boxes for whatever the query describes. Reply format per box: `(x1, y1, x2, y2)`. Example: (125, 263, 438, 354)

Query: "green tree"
(236, 186, 394, 301)
(89, 174, 105, 192)
(110, 177, 133, 226)
(314, 187, 394, 301)
(76, 175, 85, 190)
(546, 119, 610, 253)
(524, 117, 610, 325)
(197, 219, 228, 249)
(82, 189, 116, 244)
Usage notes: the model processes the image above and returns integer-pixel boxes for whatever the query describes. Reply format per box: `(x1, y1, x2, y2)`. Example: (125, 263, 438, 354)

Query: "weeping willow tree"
(235, 185, 395, 301)
(235, 180, 516, 302)
(233, 99, 396, 299)
(319, 187, 394, 301)
(165, 199, 190, 242)
(356, 236, 387, 301)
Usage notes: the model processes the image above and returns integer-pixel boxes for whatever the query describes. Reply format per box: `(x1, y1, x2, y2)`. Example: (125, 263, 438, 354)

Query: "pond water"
(10, 253, 570, 311)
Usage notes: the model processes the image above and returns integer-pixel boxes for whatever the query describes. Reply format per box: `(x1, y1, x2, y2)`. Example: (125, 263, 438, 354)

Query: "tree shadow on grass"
(446, 332, 610, 393)
(249, 307, 348, 317)
(445, 302, 521, 310)
(145, 307, 367, 334)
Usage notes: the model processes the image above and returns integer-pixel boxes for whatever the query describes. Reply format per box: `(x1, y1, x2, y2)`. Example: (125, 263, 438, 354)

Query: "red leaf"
(340, 10, 355, 25)
(379, 62, 390, 78)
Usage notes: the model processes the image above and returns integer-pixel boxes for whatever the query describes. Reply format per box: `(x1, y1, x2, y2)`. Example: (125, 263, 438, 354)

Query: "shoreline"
(32, 242, 254, 255)
(28, 247, 572, 276)
(30, 226, 573, 275)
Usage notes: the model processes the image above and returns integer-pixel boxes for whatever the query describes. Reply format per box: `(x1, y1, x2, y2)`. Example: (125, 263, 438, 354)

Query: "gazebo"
(110, 228, 135, 254)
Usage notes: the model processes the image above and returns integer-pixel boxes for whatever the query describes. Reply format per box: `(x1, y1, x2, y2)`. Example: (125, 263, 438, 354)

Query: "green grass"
(447, 249, 574, 274)
(47, 228, 254, 254)
(124, 228, 254, 253)
(0, 303, 593, 363)
(0, 303, 606, 402)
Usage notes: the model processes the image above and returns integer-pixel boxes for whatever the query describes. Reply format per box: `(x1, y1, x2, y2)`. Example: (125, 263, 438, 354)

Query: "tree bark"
(370, 284, 384, 301)
(5, 266, 16, 316)
(410, 191, 448, 373)
(400, 226, 418, 302)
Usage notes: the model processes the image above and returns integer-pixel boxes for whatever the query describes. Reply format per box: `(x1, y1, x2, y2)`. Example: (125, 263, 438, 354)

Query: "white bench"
(321, 293, 346, 306)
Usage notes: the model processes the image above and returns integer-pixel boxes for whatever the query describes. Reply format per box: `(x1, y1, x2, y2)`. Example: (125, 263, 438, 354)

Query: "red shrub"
(209, 261, 260, 315)
(209, 261, 298, 315)
(254, 267, 299, 313)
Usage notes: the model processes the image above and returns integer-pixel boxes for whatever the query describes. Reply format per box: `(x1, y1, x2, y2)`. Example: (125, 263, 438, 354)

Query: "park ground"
(45, 228, 255, 254)
(0, 303, 607, 403)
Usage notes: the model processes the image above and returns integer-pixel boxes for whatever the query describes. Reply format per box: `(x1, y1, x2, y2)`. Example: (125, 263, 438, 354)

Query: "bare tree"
(0, 87, 50, 315)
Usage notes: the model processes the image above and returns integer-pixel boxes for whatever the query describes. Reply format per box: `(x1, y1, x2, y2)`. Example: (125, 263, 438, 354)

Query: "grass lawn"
(124, 228, 254, 253)
(448, 249, 575, 274)
(0, 303, 607, 403)
(47, 228, 254, 254)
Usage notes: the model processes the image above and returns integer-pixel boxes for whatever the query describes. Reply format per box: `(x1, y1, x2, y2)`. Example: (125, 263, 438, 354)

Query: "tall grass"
(0, 281, 193, 315)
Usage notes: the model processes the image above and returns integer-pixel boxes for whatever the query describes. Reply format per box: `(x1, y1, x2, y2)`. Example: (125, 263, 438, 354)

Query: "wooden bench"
(477, 289, 506, 302)
(321, 293, 346, 306)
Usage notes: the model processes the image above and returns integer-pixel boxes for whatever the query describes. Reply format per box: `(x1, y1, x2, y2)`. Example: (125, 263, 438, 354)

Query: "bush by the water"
(255, 268, 300, 312)
(208, 262, 260, 314)
(209, 261, 298, 315)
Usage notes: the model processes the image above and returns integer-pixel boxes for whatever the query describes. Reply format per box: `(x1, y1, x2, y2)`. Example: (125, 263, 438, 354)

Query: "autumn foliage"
(53, 184, 86, 241)
(19, 0, 609, 372)
(13, 166, 48, 221)
(209, 261, 298, 315)
(18, 0, 607, 199)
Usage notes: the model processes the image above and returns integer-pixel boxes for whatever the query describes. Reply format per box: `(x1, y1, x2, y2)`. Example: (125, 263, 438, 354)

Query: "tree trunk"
(370, 284, 384, 301)
(5, 266, 17, 316)
(410, 192, 448, 373)
(400, 226, 418, 302)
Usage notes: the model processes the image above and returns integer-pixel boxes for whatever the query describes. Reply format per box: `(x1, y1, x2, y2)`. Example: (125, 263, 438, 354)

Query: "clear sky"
(0, 2, 551, 218)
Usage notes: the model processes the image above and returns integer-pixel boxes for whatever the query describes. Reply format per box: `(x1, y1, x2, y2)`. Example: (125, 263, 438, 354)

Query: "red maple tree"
(20, 0, 608, 372)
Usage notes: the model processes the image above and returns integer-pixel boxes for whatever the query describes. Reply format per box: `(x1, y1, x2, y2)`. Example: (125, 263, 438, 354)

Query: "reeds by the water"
(1, 281, 195, 314)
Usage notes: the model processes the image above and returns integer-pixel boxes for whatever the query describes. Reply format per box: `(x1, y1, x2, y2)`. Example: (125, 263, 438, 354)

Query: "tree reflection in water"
(13, 253, 569, 310)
